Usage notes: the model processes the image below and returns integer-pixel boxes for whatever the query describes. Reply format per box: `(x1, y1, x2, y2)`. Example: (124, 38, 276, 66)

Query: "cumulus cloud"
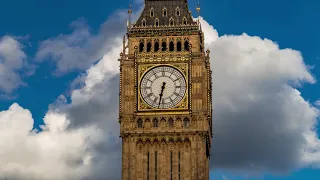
(200, 17, 320, 174)
(0, 34, 122, 180)
(0, 8, 125, 180)
(0, 36, 28, 95)
(35, 11, 127, 76)
(1, 13, 320, 180)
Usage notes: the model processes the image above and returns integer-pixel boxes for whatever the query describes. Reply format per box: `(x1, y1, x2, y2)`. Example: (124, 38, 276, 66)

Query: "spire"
(133, 0, 196, 28)
(127, 4, 132, 30)
(196, 1, 201, 21)
(196, 1, 201, 30)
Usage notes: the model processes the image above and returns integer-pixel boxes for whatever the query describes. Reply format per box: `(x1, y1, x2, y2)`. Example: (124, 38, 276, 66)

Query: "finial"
(128, 4, 132, 15)
(196, 1, 201, 24)
(127, 4, 132, 30)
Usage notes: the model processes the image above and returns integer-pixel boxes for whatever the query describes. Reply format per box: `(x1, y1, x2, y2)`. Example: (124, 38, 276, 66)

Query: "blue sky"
(0, 0, 320, 179)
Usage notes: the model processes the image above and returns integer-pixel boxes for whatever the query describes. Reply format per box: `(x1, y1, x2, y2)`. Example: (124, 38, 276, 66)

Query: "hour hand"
(158, 82, 166, 108)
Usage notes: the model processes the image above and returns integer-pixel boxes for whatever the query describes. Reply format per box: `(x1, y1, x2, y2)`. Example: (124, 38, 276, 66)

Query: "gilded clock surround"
(137, 63, 189, 112)
(119, 0, 212, 180)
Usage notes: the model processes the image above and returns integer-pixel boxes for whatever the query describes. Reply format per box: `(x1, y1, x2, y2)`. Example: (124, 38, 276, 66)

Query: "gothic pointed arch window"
(153, 118, 159, 128)
(163, 7, 167, 17)
(137, 118, 143, 128)
(168, 118, 174, 128)
(139, 41, 144, 52)
(177, 41, 182, 51)
(147, 41, 152, 52)
(182, 17, 187, 25)
(155, 18, 159, 27)
(154, 40, 159, 52)
(142, 19, 146, 27)
(162, 41, 167, 51)
(169, 41, 174, 52)
(169, 18, 174, 26)
(184, 40, 189, 51)
(150, 8, 154, 17)
(176, 7, 181, 16)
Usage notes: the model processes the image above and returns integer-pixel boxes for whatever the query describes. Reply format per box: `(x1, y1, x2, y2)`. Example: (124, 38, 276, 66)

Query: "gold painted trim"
(137, 63, 189, 112)
(136, 111, 190, 116)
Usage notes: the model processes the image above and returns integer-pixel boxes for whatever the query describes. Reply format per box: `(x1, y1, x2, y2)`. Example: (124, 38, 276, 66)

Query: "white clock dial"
(140, 66, 187, 109)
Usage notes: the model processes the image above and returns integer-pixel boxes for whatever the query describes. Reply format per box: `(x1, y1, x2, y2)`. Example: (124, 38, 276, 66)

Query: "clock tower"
(119, 0, 212, 179)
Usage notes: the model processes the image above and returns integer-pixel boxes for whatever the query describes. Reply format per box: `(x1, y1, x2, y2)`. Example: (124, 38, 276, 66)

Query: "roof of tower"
(133, 0, 196, 28)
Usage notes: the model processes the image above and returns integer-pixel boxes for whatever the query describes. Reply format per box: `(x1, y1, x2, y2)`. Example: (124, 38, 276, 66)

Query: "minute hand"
(158, 82, 166, 108)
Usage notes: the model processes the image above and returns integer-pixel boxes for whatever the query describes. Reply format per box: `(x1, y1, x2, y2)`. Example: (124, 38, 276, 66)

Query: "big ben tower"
(119, 0, 212, 179)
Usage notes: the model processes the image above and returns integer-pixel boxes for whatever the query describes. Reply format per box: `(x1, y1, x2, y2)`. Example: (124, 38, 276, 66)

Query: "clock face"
(140, 66, 187, 109)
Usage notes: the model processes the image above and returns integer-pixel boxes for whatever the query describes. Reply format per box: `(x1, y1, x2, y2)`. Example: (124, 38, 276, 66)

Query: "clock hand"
(158, 82, 166, 108)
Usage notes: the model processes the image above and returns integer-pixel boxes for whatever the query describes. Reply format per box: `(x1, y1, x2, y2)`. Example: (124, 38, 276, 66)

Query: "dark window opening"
(184, 41, 189, 51)
(154, 42, 159, 52)
(170, 19, 174, 26)
(137, 119, 143, 128)
(153, 118, 158, 127)
(169, 41, 174, 51)
(177, 41, 182, 51)
(163, 9, 167, 16)
(139, 42, 144, 52)
(155, 20, 159, 27)
(169, 118, 174, 127)
(183, 19, 187, 25)
(142, 20, 146, 27)
(150, 10, 154, 17)
(147, 42, 152, 52)
(176, 10, 180, 16)
(162, 42, 167, 51)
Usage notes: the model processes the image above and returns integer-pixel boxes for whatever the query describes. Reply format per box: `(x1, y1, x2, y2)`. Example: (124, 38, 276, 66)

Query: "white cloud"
(1, 13, 320, 180)
(0, 38, 122, 179)
(35, 11, 127, 76)
(201, 18, 320, 174)
(0, 36, 27, 94)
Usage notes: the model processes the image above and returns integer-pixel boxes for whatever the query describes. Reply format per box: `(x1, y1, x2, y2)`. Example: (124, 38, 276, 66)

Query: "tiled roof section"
(134, 0, 196, 27)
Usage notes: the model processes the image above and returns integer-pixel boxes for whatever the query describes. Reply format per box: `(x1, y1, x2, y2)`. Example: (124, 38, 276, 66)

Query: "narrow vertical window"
(142, 19, 146, 27)
(147, 42, 152, 52)
(178, 151, 181, 180)
(183, 17, 187, 25)
(169, 41, 174, 52)
(155, 151, 158, 180)
(139, 42, 144, 52)
(147, 152, 150, 180)
(169, 18, 174, 26)
(184, 118, 190, 128)
(169, 118, 174, 128)
(184, 41, 189, 51)
(163, 8, 167, 17)
(170, 151, 173, 180)
(150, 8, 154, 17)
(153, 118, 158, 127)
(137, 118, 143, 128)
(176, 7, 181, 16)
(162, 41, 167, 51)
(154, 41, 159, 52)
(177, 41, 182, 51)
(155, 19, 159, 27)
